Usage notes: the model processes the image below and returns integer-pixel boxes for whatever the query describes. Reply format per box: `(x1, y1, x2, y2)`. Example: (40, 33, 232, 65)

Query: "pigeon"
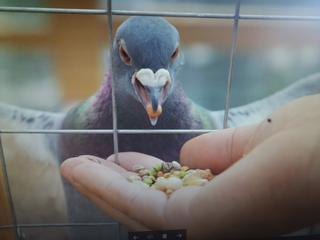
(1, 16, 320, 240)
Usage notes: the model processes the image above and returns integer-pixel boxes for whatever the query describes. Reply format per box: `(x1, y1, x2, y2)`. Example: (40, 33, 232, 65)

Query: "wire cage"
(0, 0, 320, 239)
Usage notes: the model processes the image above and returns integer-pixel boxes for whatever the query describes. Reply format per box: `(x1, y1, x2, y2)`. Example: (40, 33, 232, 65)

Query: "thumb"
(180, 123, 259, 174)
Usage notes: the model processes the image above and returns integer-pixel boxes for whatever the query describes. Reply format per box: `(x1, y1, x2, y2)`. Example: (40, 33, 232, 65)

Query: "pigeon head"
(113, 16, 183, 126)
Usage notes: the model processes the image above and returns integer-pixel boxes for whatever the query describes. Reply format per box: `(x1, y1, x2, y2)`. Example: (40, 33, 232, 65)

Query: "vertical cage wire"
(106, 0, 119, 167)
(106, 0, 121, 238)
(223, 0, 240, 129)
(0, 0, 320, 239)
(0, 135, 19, 239)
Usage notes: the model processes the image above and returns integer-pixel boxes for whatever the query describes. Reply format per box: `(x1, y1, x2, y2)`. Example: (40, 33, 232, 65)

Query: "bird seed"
(128, 162, 214, 197)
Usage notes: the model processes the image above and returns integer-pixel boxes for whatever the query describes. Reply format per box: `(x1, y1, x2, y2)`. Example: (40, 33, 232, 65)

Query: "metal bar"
(0, 222, 118, 229)
(107, 0, 121, 234)
(0, 7, 233, 18)
(0, 135, 20, 240)
(223, 0, 241, 129)
(0, 7, 107, 14)
(0, 7, 320, 21)
(117, 11, 234, 19)
(240, 14, 320, 21)
(107, 0, 120, 166)
(0, 129, 217, 134)
(0, 130, 115, 134)
(116, 221, 121, 240)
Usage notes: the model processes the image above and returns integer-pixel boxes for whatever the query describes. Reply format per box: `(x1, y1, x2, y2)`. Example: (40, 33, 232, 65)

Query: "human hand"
(60, 94, 320, 239)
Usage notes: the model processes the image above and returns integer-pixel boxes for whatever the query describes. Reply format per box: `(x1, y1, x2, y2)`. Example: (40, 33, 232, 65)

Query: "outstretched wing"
(207, 73, 320, 129)
(0, 103, 68, 240)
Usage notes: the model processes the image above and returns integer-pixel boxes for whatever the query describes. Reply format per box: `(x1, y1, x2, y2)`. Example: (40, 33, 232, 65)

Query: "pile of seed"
(126, 161, 214, 197)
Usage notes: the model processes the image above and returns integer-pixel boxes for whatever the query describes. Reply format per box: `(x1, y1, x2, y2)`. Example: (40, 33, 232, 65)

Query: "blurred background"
(0, 0, 319, 112)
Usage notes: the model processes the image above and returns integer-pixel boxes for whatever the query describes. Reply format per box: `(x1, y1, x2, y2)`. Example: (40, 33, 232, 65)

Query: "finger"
(61, 158, 153, 230)
(189, 128, 320, 239)
(244, 116, 284, 156)
(180, 123, 259, 174)
(61, 156, 130, 179)
(60, 156, 95, 182)
(70, 161, 198, 230)
(106, 152, 163, 170)
(70, 162, 168, 229)
(244, 94, 320, 155)
(62, 155, 202, 232)
(71, 179, 150, 231)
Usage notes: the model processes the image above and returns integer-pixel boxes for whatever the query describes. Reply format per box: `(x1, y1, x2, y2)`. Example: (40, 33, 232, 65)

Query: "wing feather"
(0, 103, 68, 240)
(207, 73, 320, 129)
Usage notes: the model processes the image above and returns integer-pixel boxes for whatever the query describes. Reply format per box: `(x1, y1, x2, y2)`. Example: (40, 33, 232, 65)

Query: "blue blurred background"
(0, 0, 319, 112)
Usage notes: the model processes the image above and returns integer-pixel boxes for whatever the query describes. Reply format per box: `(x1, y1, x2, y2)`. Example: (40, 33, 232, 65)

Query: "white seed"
(164, 177, 183, 191)
(148, 175, 156, 181)
(138, 169, 149, 177)
(172, 171, 180, 178)
(126, 175, 142, 182)
(184, 176, 208, 186)
(132, 164, 145, 173)
(154, 178, 167, 191)
(172, 161, 181, 170)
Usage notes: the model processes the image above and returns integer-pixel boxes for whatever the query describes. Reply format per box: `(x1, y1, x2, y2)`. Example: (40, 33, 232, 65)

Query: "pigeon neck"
(94, 72, 113, 112)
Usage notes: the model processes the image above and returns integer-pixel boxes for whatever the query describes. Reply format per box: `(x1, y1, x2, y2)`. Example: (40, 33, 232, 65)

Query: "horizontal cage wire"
(1, 6, 320, 21)
(0, 0, 319, 239)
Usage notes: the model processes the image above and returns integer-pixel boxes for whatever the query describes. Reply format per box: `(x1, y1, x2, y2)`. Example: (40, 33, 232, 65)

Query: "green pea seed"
(153, 163, 162, 172)
(143, 178, 153, 186)
(148, 169, 157, 177)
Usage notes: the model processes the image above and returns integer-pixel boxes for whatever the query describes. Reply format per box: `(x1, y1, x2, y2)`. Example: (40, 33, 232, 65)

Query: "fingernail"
(86, 156, 101, 164)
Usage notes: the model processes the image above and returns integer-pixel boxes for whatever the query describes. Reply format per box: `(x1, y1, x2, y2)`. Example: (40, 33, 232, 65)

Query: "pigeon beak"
(145, 86, 162, 114)
(131, 68, 171, 126)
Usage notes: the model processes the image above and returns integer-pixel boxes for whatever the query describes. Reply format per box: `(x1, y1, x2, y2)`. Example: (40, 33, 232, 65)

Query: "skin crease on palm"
(60, 94, 320, 239)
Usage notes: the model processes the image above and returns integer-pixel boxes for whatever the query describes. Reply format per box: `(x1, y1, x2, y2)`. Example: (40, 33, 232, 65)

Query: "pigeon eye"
(171, 48, 179, 61)
(119, 46, 131, 63)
